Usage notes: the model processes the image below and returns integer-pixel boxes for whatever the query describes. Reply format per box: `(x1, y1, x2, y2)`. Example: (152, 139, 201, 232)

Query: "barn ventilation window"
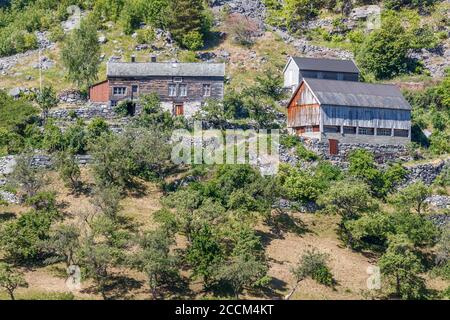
(113, 87, 126, 95)
(324, 126, 340, 133)
(394, 129, 409, 137)
(377, 128, 392, 136)
(203, 84, 211, 97)
(358, 127, 375, 135)
(343, 126, 357, 134)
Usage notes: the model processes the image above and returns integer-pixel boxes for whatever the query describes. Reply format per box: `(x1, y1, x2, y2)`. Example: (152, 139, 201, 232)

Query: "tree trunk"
(285, 280, 301, 300)
(8, 289, 15, 301)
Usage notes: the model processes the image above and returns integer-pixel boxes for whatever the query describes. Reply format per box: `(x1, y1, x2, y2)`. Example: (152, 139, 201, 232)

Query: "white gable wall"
(283, 58, 300, 92)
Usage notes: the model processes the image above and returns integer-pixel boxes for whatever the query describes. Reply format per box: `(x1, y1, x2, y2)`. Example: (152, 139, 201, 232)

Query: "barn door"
(329, 139, 339, 155)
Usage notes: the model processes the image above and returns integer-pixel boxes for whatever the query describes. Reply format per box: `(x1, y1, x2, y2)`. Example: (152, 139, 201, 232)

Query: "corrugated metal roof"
(107, 62, 225, 78)
(305, 79, 412, 110)
(292, 57, 360, 73)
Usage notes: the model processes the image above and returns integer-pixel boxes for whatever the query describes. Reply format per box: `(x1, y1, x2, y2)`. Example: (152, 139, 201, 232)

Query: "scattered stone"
(98, 35, 107, 44)
(196, 51, 217, 62)
(425, 195, 450, 210)
(0, 190, 19, 204)
(0, 156, 16, 175)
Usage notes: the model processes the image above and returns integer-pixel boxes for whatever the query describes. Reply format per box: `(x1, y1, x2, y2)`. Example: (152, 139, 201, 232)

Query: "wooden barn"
(287, 78, 412, 151)
(284, 57, 360, 93)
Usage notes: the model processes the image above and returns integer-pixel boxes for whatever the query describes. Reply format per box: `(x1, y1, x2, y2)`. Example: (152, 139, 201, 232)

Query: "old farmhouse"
(287, 78, 412, 152)
(283, 57, 360, 93)
(90, 60, 225, 117)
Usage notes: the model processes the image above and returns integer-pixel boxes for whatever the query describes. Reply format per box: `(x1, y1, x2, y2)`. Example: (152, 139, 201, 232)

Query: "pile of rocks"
(58, 90, 86, 104)
(33, 55, 54, 70)
(428, 214, 450, 228)
(273, 28, 354, 60)
(0, 156, 16, 175)
(211, 0, 266, 28)
(0, 31, 54, 75)
(425, 195, 450, 210)
(0, 191, 19, 204)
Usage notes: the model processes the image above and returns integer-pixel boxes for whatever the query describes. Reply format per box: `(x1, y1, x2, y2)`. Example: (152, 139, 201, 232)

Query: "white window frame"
(169, 84, 177, 97)
(179, 84, 187, 97)
(173, 77, 183, 83)
(113, 87, 127, 95)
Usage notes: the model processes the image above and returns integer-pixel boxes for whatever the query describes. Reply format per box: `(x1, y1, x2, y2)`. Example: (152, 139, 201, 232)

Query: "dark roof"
(291, 57, 360, 74)
(304, 79, 411, 110)
(107, 62, 225, 78)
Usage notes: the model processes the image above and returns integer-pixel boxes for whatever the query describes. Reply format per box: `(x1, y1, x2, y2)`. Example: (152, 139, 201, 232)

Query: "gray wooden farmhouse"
(90, 60, 225, 117)
(283, 57, 360, 93)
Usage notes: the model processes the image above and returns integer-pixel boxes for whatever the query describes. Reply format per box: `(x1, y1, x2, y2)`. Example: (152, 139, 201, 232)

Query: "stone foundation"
(299, 137, 411, 165)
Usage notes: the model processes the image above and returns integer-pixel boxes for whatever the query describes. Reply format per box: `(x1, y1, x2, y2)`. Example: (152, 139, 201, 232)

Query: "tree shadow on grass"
(0, 212, 16, 223)
(203, 31, 226, 51)
(250, 277, 288, 300)
(102, 274, 144, 300)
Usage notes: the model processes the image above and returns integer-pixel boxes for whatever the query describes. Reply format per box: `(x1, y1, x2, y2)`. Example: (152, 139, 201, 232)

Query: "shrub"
(182, 31, 204, 51)
(136, 28, 155, 44)
(0, 209, 58, 262)
(291, 249, 334, 287)
(114, 100, 136, 117)
(226, 13, 260, 46)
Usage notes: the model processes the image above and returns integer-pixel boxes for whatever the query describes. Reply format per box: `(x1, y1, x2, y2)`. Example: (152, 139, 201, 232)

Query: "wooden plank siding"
(287, 82, 320, 128)
(322, 105, 411, 130)
(89, 80, 109, 103)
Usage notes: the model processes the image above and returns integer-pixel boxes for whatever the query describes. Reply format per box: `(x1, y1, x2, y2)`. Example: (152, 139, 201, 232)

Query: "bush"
(0, 209, 58, 262)
(114, 100, 136, 117)
(226, 13, 260, 46)
(182, 31, 204, 51)
(296, 144, 319, 161)
(291, 249, 334, 287)
(136, 28, 155, 44)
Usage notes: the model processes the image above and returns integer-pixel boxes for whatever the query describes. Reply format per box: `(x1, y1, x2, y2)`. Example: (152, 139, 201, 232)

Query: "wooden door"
(329, 139, 339, 155)
(174, 103, 184, 116)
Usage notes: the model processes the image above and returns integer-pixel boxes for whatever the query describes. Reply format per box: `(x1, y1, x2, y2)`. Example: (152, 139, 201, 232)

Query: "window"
(305, 126, 313, 133)
(132, 85, 138, 93)
(358, 127, 375, 135)
(377, 128, 392, 136)
(324, 126, 340, 133)
(343, 126, 357, 134)
(169, 84, 177, 97)
(337, 73, 344, 80)
(173, 77, 183, 83)
(179, 84, 187, 97)
(394, 129, 409, 137)
(110, 100, 117, 107)
(203, 84, 211, 97)
(113, 87, 126, 95)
